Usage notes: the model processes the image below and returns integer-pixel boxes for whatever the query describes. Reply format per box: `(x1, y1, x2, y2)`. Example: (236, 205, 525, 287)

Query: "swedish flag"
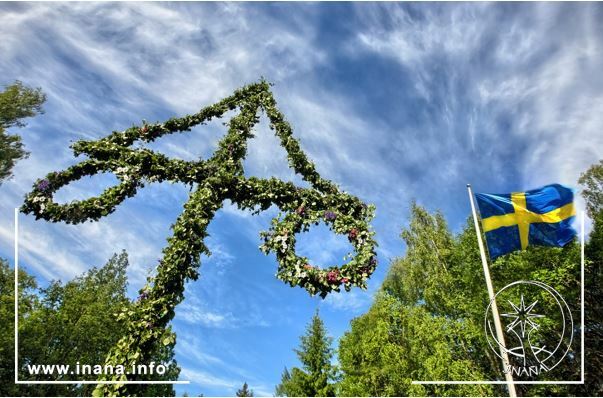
(475, 184, 577, 259)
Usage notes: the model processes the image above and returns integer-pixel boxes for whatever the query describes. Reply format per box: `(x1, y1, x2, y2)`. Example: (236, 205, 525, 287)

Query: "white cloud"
(180, 367, 273, 397)
(0, 219, 87, 281)
(355, 3, 490, 67)
(175, 285, 271, 329)
(177, 296, 238, 328)
(205, 236, 236, 270)
(352, 3, 603, 230)
(0, 1, 332, 290)
(180, 367, 238, 389)
(323, 288, 372, 313)
(0, 2, 415, 296)
(176, 333, 227, 368)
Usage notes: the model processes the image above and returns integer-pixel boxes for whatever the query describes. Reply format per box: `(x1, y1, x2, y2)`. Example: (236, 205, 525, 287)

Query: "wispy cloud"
(177, 301, 238, 329)
(176, 333, 227, 368)
(0, 0, 333, 278)
(177, 332, 276, 396)
(180, 367, 238, 390)
(353, 2, 603, 191)
(323, 288, 372, 314)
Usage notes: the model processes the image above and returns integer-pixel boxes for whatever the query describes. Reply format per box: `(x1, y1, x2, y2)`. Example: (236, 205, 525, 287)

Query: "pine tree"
(236, 382, 253, 397)
(274, 367, 291, 396)
(275, 310, 336, 396)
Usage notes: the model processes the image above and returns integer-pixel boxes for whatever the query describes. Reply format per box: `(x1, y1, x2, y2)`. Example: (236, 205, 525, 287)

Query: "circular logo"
(484, 280, 573, 377)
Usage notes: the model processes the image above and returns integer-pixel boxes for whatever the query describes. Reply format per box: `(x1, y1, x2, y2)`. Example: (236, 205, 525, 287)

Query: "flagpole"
(580, 210, 585, 384)
(467, 184, 517, 397)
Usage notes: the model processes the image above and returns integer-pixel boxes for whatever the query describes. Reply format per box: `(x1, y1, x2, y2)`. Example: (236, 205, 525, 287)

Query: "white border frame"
(13, 208, 190, 386)
(412, 211, 586, 386)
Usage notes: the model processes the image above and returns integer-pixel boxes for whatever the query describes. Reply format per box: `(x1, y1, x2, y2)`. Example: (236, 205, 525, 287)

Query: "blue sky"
(1, 2, 603, 396)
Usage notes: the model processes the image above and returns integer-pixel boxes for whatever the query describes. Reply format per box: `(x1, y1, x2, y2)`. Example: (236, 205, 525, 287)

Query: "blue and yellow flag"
(475, 184, 576, 259)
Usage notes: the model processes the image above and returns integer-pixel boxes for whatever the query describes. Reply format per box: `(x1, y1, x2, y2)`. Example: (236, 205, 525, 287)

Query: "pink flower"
(327, 270, 340, 284)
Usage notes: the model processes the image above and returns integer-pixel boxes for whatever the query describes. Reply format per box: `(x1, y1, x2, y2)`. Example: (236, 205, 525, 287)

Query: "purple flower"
(37, 179, 50, 191)
(327, 270, 340, 284)
(137, 291, 149, 301)
(324, 211, 337, 221)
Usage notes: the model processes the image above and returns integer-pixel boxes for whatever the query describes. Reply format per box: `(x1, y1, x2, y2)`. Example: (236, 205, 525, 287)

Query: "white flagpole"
(467, 184, 517, 397)
(580, 210, 585, 383)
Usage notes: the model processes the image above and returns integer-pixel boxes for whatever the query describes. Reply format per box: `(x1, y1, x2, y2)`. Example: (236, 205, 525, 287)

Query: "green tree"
(579, 159, 603, 217)
(577, 160, 603, 395)
(236, 382, 254, 397)
(275, 367, 291, 396)
(382, 204, 457, 315)
(0, 252, 181, 396)
(339, 204, 495, 397)
(0, 258, 39, 397)
(338, 194, 601, 396)
(338, 293, 494, 397)
(276, 310, 337, 397)
(0, 80, 46, 183)
(274, 366, 291, 397)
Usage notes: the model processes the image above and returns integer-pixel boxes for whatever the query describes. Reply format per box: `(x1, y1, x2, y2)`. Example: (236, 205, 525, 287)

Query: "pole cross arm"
(21, 80, 378, 395)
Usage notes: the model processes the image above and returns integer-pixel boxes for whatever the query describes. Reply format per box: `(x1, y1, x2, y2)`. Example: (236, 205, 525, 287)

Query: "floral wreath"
(261, 207, 376, 296)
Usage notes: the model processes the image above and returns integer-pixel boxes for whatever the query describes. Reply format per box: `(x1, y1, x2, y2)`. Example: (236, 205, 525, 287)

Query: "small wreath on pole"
(261, 205, 377, 296)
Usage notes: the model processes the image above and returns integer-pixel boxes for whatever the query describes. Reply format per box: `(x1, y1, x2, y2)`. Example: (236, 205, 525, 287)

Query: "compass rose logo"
(484, 280, 573, 378)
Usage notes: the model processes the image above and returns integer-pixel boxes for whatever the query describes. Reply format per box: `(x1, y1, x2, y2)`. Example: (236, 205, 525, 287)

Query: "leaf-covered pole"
(21, 81, 378, 396)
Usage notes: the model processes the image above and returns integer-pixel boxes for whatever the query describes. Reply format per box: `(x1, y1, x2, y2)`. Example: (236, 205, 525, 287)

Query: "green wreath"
(261, 207, 376, 295)
(22, 80, 377, 395)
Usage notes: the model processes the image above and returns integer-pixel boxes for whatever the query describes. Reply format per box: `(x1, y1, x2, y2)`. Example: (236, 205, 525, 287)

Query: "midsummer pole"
(467, 184, 517, 397)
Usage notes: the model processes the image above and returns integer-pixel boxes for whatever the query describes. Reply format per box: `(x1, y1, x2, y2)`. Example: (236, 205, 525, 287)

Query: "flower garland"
(21, 80, 377, 395)
(260, 207, 376, 296)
